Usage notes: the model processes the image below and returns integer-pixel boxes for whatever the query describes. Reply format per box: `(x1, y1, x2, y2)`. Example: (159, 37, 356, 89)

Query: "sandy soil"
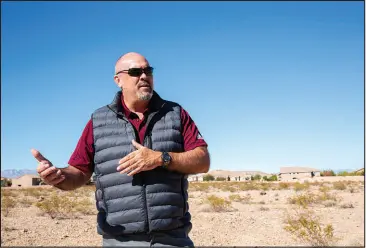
(1, 179, 364, 246)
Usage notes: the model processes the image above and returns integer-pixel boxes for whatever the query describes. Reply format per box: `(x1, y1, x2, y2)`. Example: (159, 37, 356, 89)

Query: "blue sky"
(1, 2, 364, 173)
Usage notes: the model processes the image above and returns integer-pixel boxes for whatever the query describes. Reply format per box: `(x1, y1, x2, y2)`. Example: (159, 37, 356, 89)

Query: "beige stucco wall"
(279, 171, 321, 182)
(12, 175, 41, 187)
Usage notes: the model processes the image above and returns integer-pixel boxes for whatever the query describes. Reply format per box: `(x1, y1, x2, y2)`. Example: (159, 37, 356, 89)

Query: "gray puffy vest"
(92, 91, 191, 237)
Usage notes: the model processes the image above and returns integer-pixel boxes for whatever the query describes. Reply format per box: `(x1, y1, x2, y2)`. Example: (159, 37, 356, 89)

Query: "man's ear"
(114, 75, 123, 88)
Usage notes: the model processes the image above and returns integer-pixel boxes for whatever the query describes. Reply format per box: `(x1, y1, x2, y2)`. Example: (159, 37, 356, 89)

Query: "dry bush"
(229, 193, 251, 203)
(340, 203, 354, 209)
(332, 182, 347, 191)
(278, 182, 290, 190)
(294, 182, 310, 192)
(288, 193, 316, 207)
(319, 186, 331, 193)
(259, 183, 270, 191)
(73, 185, 95, 197)
(205, 195, 232, 212)
(316, 192, 339, 203)
(229, 194, 242, 202)
(238, 182, 261, 191)
(189, 183, 211, 192)
(1, 196, 16, 217)
(349, 187, 357, 193)
(284, 208, 338, 246)
(214, 183, 238, 192)
(17, 197, 34, 207)
(259, 206, 269, 211)
(35, 192, 95, 219)
(323, 200, 337, 208)
(258, 200, 266, 205)
(21, 188, 43, 197)
(1, 189, 17, 197)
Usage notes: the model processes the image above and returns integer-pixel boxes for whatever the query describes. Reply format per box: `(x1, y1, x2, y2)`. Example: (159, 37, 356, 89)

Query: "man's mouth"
(139, 84, 151, 89)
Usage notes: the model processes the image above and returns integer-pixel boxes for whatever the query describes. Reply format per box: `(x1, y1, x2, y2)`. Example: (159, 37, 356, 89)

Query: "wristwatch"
(161, 152, 171, 168)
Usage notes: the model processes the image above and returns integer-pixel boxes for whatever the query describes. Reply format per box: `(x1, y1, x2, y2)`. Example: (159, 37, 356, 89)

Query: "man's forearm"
(54, 166, 91, 191)
(164, 147, 210, 174)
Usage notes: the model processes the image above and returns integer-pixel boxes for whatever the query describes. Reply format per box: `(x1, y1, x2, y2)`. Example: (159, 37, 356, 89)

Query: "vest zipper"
(142, 181, 149, 233)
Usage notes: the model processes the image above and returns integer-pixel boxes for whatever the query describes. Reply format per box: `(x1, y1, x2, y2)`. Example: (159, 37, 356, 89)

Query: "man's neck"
(124, 95, 149, 113)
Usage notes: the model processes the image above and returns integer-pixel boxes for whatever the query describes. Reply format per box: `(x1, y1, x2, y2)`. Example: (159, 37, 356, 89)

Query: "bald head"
(115, 52, 150, 74)
(113, 52, 154, 102)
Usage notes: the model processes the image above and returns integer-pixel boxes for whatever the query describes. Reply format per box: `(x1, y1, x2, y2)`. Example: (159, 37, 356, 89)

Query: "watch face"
(163, 152, 171, 162)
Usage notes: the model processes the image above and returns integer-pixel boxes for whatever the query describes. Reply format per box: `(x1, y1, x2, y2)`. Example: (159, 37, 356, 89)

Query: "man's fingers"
(48, 174, 66, 185)
(45, 169, 62, 183)
(120, 160, 139, 174)
(127, 165, 142, 176)
(37, 161, 51, 174)
(31, 149, 48, 163)
(39, 166, 58, 178)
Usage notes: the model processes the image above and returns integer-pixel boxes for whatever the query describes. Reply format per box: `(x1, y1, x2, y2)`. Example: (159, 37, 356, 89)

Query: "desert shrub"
(215, 183, 238, 192)
(259, 206, 269, 211)
(284, 208, 338, 246)
(74, 198, 96, 215)
(319, 186, 331, 193)
(316, 192, 339, 203)
(340, 203, 354, 209)
(278, 182, 290, 190)
(332, 182, 346, 191)
(1, 189, 16, 197)
(229, 193, 251, 203)
(17, 197, 34, 207)
(349, 187, 356, 193)
(258, 200, 265, 204)
(229, 194, 241, 202)
(323, 200, 337, 208)
(1, 196, 16, 216)
(321, 170, 336, 177)
(238, 182, 260, 191)
(215, 177, 226, 181)
(35, 193, 95, 219)
(203, 174, 215, 181)
(188, 183, 210, 192)
(263, 175, 278, 181)
(294, 182, 310, 192)
(288, 193, 316, 207)
(205, 195, 232, 212)
(260, 183, 270, 191)
(251, 174, 261, 181)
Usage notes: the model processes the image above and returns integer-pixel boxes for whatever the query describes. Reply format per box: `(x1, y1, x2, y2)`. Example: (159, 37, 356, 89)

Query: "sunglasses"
(115, 66, 154, 77)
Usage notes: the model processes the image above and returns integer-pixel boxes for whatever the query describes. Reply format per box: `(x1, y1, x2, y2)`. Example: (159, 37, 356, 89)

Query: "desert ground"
(1, 176, 364, 247)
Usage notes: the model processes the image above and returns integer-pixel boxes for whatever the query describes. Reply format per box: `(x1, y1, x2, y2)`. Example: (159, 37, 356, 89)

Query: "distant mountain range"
(1, 169, 38, 179)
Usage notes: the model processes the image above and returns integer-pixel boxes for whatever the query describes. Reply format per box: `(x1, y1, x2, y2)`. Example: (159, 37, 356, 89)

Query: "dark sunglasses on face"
(115, 66, 154, 77)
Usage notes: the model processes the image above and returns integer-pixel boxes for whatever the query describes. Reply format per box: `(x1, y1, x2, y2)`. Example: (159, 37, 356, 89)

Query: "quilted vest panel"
(92, 91, 191, 236)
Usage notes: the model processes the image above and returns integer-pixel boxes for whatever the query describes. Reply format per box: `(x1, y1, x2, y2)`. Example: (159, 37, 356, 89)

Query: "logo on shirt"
(197, 132, 203, 140)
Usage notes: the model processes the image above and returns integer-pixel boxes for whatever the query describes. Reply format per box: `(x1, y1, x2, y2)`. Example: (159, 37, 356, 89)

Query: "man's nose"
(140, 72, 147, 80)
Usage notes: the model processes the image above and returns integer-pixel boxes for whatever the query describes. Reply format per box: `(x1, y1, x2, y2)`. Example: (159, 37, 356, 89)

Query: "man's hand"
(117, 140, 162, 176)
(31, 149, 65, 185)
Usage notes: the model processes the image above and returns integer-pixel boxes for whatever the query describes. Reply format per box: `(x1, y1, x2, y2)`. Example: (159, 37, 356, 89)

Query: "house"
(11, 174, 42, 187)
(188, 174, 204, 182)
(278, 167, 320, 181)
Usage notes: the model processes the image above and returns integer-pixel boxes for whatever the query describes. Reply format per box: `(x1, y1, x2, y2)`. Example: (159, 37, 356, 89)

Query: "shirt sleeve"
(68, 119, 95, 174)
(181, 107, 208, 151)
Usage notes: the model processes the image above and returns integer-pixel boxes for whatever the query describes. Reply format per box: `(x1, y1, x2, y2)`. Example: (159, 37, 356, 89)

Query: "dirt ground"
(1, 178, 364, 246)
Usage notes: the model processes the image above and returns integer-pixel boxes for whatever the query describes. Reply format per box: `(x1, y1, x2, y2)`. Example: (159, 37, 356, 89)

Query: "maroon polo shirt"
(68, 94, 208, 174)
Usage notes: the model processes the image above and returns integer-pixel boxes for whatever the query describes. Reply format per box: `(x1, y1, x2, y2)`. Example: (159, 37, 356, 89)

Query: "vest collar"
(108, 90, 165, 117)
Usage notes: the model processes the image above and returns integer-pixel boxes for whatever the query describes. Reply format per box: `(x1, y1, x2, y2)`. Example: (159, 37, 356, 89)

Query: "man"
(31, 52, 210, 247)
